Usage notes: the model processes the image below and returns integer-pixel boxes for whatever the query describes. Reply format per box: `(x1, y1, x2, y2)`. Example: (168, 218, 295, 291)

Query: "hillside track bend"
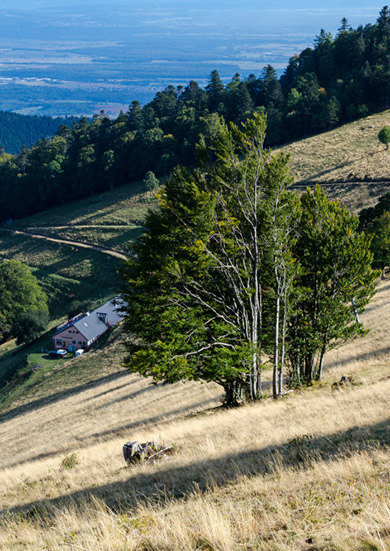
(0, 227, 128, 261)
(292, 179, 390, 189)
(19, 225, 136, 230)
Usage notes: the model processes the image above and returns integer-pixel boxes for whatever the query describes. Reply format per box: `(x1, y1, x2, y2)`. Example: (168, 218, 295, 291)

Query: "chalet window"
(56, 339, 62, 344)
(83, 342, 87, 346)
(78, 341, 82, 345)
(72, 340, 76, 344)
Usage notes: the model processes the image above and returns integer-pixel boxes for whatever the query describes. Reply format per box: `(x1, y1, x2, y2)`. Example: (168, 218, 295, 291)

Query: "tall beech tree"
(121, 117, 377, 403)
(121, 114, 293, 403)
(261, 173, 301, 397)
(366, 212, 390, 272)
(289, 186, 377, 383)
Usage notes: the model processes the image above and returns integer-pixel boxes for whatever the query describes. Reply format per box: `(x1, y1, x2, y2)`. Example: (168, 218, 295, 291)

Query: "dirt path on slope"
(0, 227, 128, 261)
(21, 225, 136, 229)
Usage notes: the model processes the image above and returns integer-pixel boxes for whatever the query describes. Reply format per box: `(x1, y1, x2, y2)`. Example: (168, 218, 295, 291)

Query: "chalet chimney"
(97, 312, 108, 325)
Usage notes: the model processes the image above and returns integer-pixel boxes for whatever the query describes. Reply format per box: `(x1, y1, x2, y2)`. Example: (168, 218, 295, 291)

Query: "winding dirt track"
(292, 179, 390, 188)
(0, 227, 128, 261)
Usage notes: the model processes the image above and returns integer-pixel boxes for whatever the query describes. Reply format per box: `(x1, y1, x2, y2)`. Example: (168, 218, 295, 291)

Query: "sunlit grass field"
(1, 113, 390, 549)
(0, 279, 389, 550)
(7, 179, 152, 231)
(283, 109, 390, 212)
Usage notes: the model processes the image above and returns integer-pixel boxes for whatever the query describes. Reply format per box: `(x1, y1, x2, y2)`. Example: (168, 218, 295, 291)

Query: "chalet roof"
(53, 297, 126, 341)
(73, 312, 109, 342)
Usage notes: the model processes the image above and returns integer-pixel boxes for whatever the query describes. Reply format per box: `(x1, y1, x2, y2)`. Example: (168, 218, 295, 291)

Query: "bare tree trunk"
(316, 345, 326, 381)
(257, 368, 262, 399)
(305, 354, 314, 382)
(279, 289, 287, 395)
(224, 380, 245, 406)
(273, 284, 280, 399)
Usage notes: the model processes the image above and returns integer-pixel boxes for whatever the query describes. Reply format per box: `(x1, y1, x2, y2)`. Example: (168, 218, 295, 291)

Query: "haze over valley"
(0, 0, 383, 116)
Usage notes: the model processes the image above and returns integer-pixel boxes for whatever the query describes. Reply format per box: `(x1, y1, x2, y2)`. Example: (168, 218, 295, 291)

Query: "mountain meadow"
(1, 6, 390, 551)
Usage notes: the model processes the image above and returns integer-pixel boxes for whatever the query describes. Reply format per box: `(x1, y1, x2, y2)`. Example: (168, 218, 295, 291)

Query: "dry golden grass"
(1, 280, 390, 549)
(280, 109, 390, 212)
(283, 110, 390, 184)
(2, 114, 390, 548)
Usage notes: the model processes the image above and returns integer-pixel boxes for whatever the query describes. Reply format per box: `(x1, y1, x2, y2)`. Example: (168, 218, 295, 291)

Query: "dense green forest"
(1, 7, 390, 222)
(0, 111, 77, 155)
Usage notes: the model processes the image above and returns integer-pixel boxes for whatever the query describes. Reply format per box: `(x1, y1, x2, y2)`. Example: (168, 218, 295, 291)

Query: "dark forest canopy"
(0, 111, 78, 155)
(1, 7, 390, 222)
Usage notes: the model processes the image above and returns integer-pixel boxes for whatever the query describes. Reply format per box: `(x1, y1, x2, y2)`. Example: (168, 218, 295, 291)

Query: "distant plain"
(0, 1, 382, 116)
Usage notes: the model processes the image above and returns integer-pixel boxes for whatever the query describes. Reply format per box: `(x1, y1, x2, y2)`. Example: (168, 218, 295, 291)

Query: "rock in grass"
(123, 441, 159, 463)
(123, 441, 142, 463)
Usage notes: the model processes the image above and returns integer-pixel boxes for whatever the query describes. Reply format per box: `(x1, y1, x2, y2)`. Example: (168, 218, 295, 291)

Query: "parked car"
(49, 349, 67, 358)
(75, 349, 84, 357)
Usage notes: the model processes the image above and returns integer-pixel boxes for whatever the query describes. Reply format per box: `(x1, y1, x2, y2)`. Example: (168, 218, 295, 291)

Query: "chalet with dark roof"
(52, 297, 125, 351)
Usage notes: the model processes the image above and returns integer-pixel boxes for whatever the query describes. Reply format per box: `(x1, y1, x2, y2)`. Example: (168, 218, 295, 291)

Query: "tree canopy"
(0, 260, 48, 342)
(378, 126, 390, 149)
(121, 115, 377, 403)
(289, 186, 377, 383)
(359, 192, 390, 270)
(143, 171, 160, 192)
(1, 8, 390, 223)
(12, 310, 49, 345)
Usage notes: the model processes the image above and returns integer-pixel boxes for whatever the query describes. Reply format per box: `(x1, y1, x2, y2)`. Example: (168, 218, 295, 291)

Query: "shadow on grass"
(0, 370, 130, 425)
(83, 380, 133, 403)
(292, 159, 356, 185)
(91, 381, 166, 411)
(373, 282, 390, 294)
(2, 397, 219, 471)
(4, 417, 389, 519)
(364, 300, 390, 314)
(327, 344, 390, 368)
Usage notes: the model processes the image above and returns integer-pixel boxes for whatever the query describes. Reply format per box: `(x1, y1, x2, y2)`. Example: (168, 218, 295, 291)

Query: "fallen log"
(145, 444, 175, 462)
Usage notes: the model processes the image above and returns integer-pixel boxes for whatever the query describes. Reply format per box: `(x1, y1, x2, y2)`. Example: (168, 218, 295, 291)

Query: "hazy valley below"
(0, 1, 383, 116)
(1, 3, 390, 549)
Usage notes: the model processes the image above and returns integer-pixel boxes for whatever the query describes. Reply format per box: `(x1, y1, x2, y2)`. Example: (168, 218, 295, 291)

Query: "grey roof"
(74, 312, 109, 342)
(95, 297, 126, 325)
(59, 297, 126, 342)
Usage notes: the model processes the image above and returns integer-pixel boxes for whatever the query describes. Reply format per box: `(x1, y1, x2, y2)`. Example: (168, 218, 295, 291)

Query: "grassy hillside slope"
(0, 278, 389, 550)
(0, 112, 390, 550)
(0, 180, 154, 314)
(284, 109, 390, 212)
(1, 110, 390, 407)
(0, 180, 153, 392)
(1, 110, 390, 390)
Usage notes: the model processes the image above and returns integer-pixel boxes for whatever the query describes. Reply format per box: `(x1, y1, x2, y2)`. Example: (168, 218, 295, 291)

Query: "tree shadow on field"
(374, 282, 390, 294)
(4, 417, 389, 520)
(90, 381, 179, 412)
(364, 301, 389, 314)
(2, 397, 219, 471)
(292, 159, 356, 185)
(326, 344, 390, 368)
(0, 370, 131, 424)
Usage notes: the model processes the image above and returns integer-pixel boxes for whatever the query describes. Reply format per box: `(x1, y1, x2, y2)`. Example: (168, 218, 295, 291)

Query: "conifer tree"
(206, 70, 226, 114)
(121, 114, 293, 403)
(289, 186, 377, 383)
